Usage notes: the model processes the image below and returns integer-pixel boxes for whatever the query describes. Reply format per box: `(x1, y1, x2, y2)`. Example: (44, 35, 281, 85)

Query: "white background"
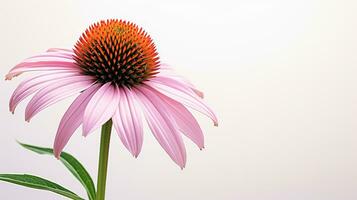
(0, 0, 356, 199)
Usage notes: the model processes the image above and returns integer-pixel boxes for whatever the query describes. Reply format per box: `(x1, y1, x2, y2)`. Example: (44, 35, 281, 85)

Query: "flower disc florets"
(74, 19, 160, 87)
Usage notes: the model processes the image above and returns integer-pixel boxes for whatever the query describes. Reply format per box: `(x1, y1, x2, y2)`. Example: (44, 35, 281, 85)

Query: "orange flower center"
(73, 19, 160, 87)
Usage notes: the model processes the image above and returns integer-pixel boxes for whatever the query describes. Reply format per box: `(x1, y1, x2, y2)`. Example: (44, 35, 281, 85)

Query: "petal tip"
(9, 105, 15, 114)
(82, 125, 91, 137)
(178, 160, 186, 170)
(54, 153, 61, 159)
(5, 74, 13, 80)
(5, 73, 18, 80)
(53, 144, 63, 159)
(197, 91, 204, 98)
(82, 131, 88, 137)
(82, 127, 92, 137)
(131, 150, 141, 158)
(25, 114, 31, 122)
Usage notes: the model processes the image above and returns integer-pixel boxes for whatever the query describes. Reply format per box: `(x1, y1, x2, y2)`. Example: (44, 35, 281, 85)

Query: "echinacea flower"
(6, 19, 217, 168)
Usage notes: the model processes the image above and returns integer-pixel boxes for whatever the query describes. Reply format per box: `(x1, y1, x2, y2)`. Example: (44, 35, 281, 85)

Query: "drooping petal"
(152, 75, 204, 99)
(82, 83, 120, 136)
(147, 77, 218, 126)
(9, 71, 81, 113)
(53, 84, 101, 157)
(5, 53, 79, 80)
(150, 86, 204, 149)
(134, 85, 186, 168)
(25, 76, 93, 121)
(112, 87, 143, 157)
(157, 64, 204, 98)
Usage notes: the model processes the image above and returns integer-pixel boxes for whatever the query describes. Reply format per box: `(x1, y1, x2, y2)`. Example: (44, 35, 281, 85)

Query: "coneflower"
(6, 19, 218, 200)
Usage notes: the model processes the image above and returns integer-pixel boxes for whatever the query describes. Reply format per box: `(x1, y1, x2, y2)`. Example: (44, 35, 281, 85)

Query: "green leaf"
(18, 142, 96, 200)
(0, 174, 84, 200)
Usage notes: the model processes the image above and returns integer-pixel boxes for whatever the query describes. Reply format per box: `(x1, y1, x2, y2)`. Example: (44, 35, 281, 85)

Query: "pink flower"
(6, 19, 217, 168)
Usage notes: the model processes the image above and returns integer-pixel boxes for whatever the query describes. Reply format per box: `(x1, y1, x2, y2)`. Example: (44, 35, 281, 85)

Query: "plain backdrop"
(0, 0, 356, 200)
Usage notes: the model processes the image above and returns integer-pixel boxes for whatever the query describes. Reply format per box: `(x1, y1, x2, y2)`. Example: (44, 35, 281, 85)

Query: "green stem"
(96, 120, 112, 200)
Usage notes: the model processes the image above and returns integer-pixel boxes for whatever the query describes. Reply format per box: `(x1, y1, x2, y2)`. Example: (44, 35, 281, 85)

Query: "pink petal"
(82, 83, 120, 136)
(53, 84, 101, 157)
(152, 75, 204, 98)
(27, 53, 74, 61)
(22, 55, 74, 63)
(46, 48, 75, 59)
(134, 85, 186, 168)
(150, 86, 204, 149)
(25, 75, 93, 121)
(5, 54, 79, 80)
(147, 77, 218, 126)
(9, 71, 81, 113)
(112, 87, 143, 157)
(157, 64, 204, 98)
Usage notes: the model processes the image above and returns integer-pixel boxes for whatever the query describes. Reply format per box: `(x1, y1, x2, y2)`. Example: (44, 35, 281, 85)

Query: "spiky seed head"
(73, 19, 160, 87)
